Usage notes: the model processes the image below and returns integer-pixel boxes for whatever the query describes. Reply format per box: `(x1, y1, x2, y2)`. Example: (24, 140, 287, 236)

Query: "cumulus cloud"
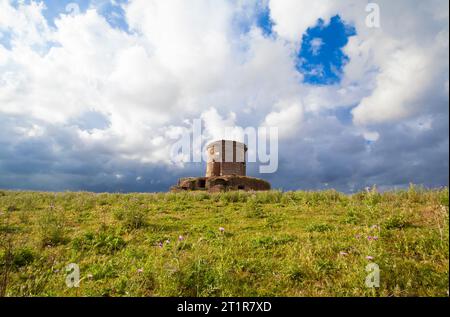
(269, 0, 336, 43)
(0, 0, 448, 192)
(264, 98, 303, 138)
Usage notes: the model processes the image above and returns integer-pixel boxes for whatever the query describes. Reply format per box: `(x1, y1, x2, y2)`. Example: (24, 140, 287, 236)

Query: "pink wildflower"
(219, 227, 225, 233)
(366, 256, 374, 260)
(339, 251, 349, 256)
(178, 235, 184, 241)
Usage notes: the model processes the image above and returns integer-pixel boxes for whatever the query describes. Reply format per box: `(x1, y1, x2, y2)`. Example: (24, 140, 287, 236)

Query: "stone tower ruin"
(171, 140, 270, 192)
(206, 140, 247, 177)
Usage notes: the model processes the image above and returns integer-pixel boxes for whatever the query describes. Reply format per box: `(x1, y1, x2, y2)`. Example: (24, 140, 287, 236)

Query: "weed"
(72, 230, 126, 254)
(384, 214, 412, 230)
(38, 208, 67, 247)
(306, 223, 335, 233)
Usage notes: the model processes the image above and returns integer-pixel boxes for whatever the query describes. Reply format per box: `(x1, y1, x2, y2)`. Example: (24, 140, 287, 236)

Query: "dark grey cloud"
(0, 108, 448, 193)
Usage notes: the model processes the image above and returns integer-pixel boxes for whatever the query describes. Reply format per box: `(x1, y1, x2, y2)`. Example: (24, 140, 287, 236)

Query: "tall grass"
(0, 188, 448, 297)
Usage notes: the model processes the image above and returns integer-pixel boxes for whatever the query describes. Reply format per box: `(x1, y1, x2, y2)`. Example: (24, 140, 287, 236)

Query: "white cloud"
(269, 0, 335, 43)
(264, 98, 303, 138)
(310, 37, 324, 55)
(363, 130, 380, 142)
(269, 0, 449, 127)
(201, 107, 238, 142)
(0, 0, 51, 47)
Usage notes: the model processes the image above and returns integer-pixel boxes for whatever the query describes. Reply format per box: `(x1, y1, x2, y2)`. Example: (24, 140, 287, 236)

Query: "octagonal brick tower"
(171, 139, 270, 192)
(206, 140, 247, 177)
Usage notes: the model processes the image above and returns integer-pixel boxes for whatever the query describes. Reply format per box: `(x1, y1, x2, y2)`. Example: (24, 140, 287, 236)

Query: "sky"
(0, 0, 448, 193)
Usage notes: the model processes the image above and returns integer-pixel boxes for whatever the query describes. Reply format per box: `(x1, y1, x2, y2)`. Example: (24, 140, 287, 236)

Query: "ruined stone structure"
(171, 140, 271, 192)
(206, 140, 247, 177)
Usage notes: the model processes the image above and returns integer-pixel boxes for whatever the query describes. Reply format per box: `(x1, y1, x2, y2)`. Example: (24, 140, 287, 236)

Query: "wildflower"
(165, 239, 170, 244)
(219, 227, 225, 233)
(366, 256, 374, 260)
(53, 269, 60, 273)
(157, 242, 163, 248)
(137, 268, 144, 273)
(339, 251, 349, 256)
(178, 235, 184, 241)
(87, 274, 93, 280)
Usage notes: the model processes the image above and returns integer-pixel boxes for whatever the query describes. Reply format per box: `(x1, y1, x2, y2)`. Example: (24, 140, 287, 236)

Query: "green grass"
(0, 186, 448, 297)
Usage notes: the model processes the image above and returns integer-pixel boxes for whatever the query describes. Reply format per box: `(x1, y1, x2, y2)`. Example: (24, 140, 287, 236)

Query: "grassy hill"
(0, 187, 448, 297)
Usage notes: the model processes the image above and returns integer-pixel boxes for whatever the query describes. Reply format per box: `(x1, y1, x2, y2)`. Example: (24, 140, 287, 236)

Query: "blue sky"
(298, 15, 356, 85)
(12, 0, 129, 29)
(0, 0, 448, 193)
(256, 5, 274, 37)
